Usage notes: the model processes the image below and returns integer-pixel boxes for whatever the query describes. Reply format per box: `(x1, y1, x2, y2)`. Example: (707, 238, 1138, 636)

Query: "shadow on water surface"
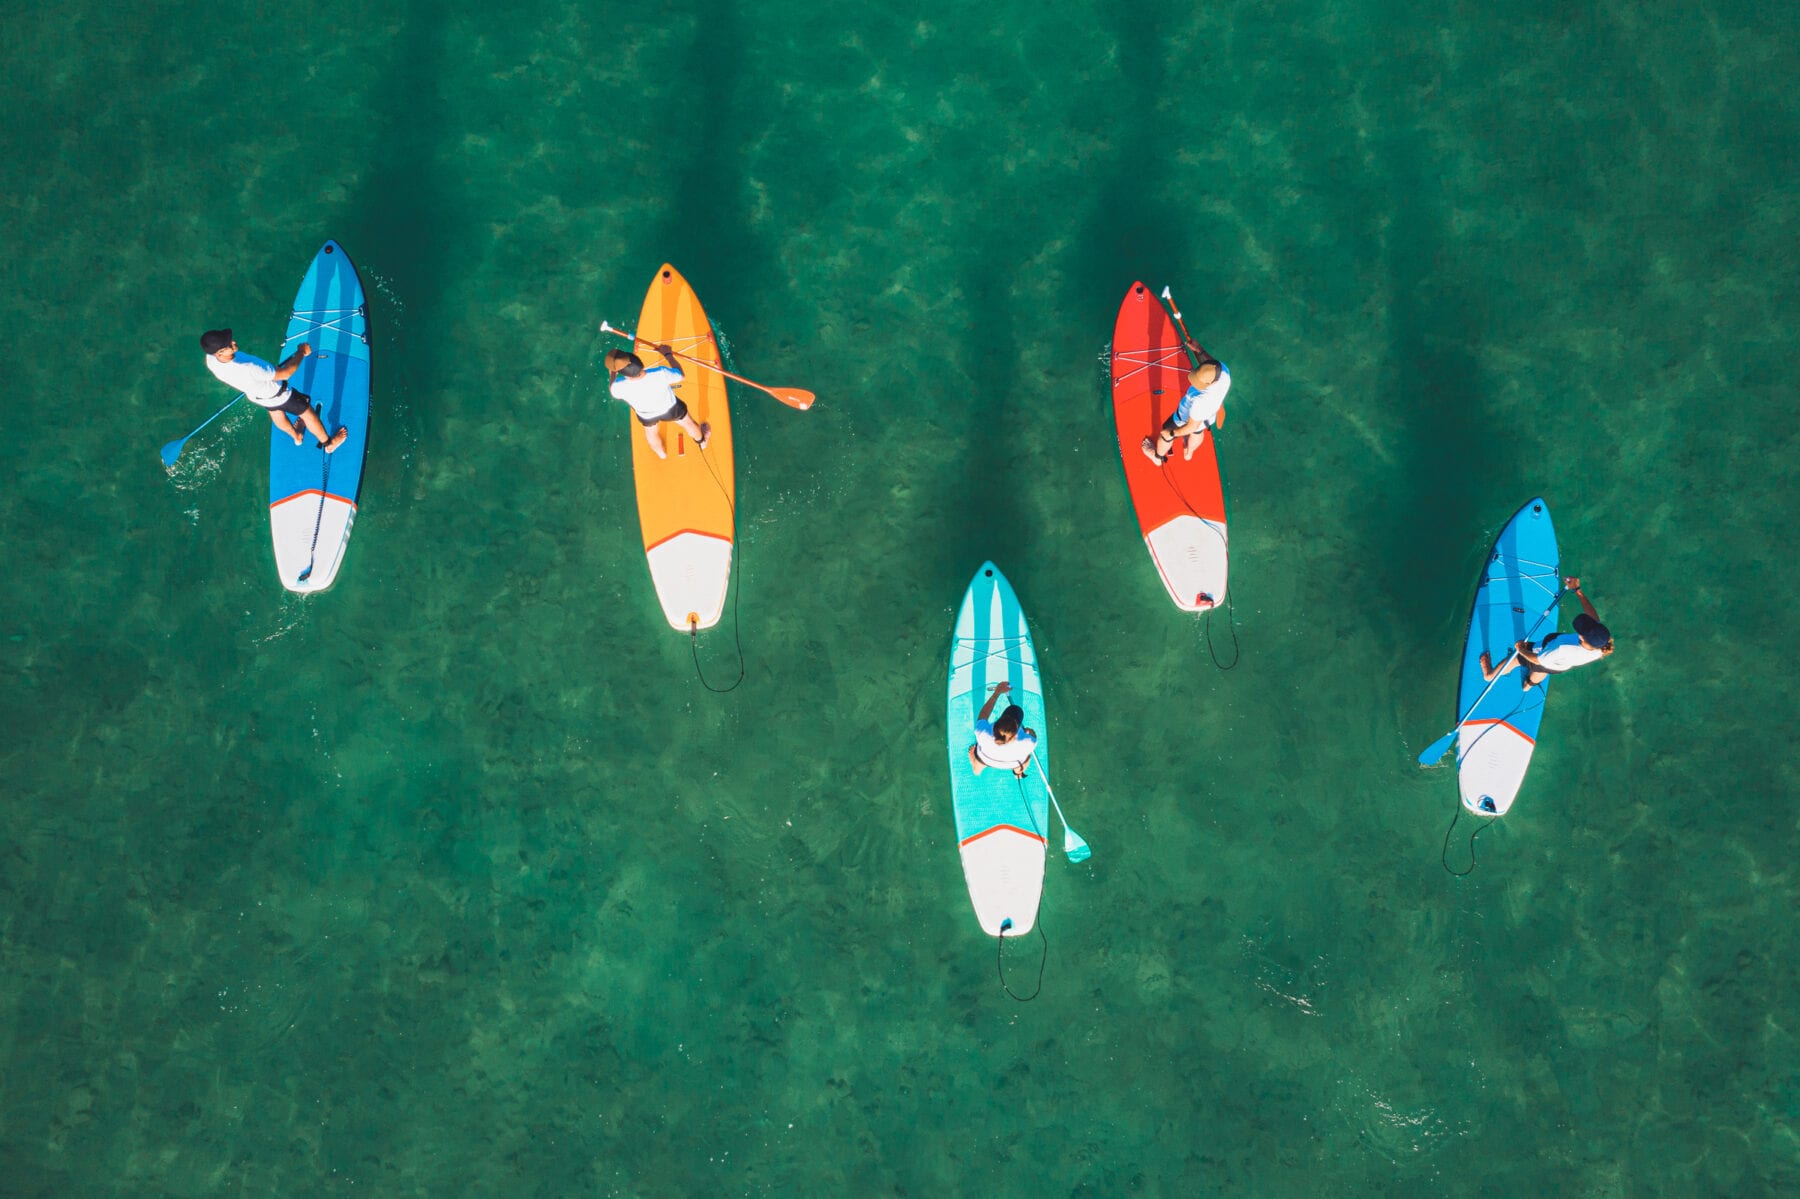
(333, 0, 456, 494)
(1376, 156, 1517, 639)
(649, 2, 781, 335)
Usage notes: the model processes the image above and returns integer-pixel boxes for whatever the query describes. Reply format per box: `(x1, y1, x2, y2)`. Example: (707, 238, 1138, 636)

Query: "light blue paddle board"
(270, 241, 370, 592)
(947, 562, 1051, 936)
(1455, 497, 1561, 816)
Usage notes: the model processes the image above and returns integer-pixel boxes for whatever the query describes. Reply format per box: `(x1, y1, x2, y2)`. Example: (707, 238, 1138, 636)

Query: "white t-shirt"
(1535, 632, 1604, 673)
(610, 365, 685, 419)
(1173, 362, 1232, 427)
(205, 351, 290, 408)
(973, 718, 1037, 769)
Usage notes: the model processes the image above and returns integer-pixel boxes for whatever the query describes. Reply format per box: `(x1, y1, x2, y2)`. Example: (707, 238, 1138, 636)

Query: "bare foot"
(696, 421, 712, 450)
(1140, 436, 1167, 465)
(291, 427, 305, 446)
(1183, 431, 1205, 460)
(323, 428, 349, 453)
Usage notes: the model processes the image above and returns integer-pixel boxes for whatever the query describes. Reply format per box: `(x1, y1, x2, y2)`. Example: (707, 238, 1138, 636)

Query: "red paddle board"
(1110, 282, 1229, 612)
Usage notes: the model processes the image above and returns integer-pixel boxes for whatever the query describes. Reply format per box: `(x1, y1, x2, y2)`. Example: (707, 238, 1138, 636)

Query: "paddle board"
(1110, 282, 1229, 611)
(947, 562, 1051, 937)
(628, 265, 735, 631)
(1456, 497, 1562, 816)
(270, 241, 371, 593)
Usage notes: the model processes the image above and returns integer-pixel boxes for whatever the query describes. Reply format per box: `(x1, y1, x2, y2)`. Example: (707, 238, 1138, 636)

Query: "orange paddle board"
(629, 265, 735, 630)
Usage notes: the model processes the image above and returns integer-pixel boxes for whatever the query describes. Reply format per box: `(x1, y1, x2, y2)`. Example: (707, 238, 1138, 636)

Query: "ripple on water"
(1332, 1071, 1470, 1163)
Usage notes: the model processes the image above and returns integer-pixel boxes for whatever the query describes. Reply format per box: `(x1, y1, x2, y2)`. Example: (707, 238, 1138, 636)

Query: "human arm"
(1011, 731, 1037, 778)
(652, 343, 685, 379)
(1564, 577, 1599, 621)
(975, 681, 1010, 723)
(273, 343, 313, 381)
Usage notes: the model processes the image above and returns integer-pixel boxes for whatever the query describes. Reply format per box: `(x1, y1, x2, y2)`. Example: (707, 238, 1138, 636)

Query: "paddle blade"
(159, 439, 185, 467)
(772, 388, 815, 411)
(1063, 829, 1091, 863)
(1417, 730, 1458, 767)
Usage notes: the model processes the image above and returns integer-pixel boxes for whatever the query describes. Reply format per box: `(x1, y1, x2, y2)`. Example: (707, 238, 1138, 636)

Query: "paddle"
(1159, 285, 1225, 426)
(1028, 751, 1091, 862)
(598, 321, 814, 410)
(1416, 587, 1567, 767)
(1159, 285, 1199, 354)
(160, 393, 244, 467)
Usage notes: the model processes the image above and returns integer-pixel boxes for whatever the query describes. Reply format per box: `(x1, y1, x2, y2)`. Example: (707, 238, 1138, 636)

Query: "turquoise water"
(4, 0, 1798, 1193)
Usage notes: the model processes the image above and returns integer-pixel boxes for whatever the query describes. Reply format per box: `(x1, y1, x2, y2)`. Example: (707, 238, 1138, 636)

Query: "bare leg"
(1523, 668, 1548, 690)
(967, 745, 987, 775)
(272, 411, 304, 446)
(298, 405, 349, 453)
(679, 414, 711, 449)
(1182, 426, 1208, 459)
(642, 422, 668, 460)
(1142, 429, 1174, 464)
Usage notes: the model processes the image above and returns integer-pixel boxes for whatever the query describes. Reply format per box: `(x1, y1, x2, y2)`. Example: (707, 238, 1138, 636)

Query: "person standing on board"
(1142, 340, 1231, 466)
(604, 342, 711, 460)
(966, 681, 1038, 779)
(1481, 577, 1614, 690)
(200, 329, 347, 452)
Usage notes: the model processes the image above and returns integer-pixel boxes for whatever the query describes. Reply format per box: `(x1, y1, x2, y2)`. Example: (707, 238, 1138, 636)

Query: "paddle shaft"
(1418, 587, 1566, 764)
(1027, 751, 1087, 854)
(162, 393, 245, 464)
(1160, 286, 1202, 363)
(600, 323, 812, 410)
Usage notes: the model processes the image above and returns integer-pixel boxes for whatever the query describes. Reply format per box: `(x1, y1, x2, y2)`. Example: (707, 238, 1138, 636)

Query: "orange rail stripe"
(270, 490, 356, 511)
(959, 824, 1048, 848)
(1463, 718, 1537, 746)
(644, 527, 734, 554)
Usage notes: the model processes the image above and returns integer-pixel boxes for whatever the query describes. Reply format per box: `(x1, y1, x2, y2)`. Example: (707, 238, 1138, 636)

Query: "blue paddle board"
(947, 562, 1051, 936)
(270, 241, 370, 592)
(1455, 498, 1562, 815)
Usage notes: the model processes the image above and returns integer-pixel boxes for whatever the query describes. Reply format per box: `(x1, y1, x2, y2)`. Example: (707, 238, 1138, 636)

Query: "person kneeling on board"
(604, 344, 711, 460)
(200, 329, 348, 452)
(967, 681, 1038, 779)
(1143, 342, 1231, 466)
(1481, 577, 1614, 690)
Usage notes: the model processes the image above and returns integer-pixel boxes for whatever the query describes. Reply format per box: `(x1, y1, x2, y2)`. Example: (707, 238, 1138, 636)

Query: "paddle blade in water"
(773, 388, 815, 411)
(159, 439, 185, 467)
(1417, 730, 1457, 767)
(1064, 830, 1091, 863)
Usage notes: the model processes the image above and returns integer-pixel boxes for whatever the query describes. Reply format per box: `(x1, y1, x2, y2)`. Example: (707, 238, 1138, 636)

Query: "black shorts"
(635, 399, 688, 427)
(1161, 413, 1212, 436)
(265, 388, 312, 417)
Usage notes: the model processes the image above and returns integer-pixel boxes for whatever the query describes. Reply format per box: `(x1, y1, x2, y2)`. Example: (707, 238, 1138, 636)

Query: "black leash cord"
(688, 409, 745, 693)
(1202, 589, 1241, 670)
(1440, 804, 1491, 876)
(996, 916, 1047, 1002)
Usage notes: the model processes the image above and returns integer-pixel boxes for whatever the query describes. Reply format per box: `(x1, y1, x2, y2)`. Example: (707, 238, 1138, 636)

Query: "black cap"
(1573, 612, 1612, 650)
(200, 328, 233, 354)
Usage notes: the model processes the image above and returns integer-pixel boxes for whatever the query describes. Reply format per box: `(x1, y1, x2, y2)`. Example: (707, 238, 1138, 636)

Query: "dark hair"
(200, 328, 233, 354)
(994, 705, 1025, 737)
